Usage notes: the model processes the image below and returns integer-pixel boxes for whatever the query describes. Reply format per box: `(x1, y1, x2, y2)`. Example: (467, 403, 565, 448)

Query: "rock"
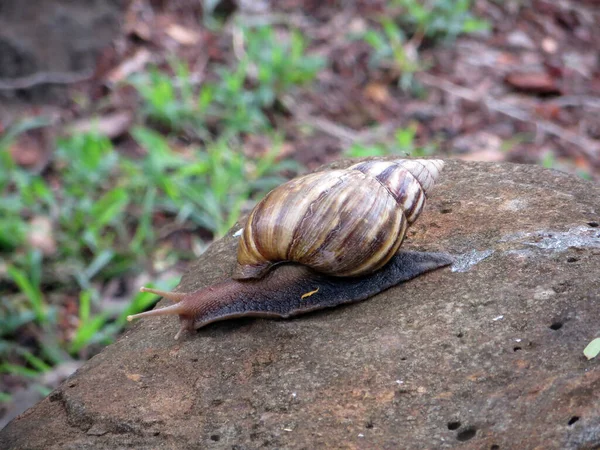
(1, 160, 599, 449)
(0, 0, 125, 103)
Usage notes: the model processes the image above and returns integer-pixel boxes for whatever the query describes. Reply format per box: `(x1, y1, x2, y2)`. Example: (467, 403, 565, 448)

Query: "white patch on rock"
(533, 286, 557, 301)
(233, 228, 244, 237)
(500, 198, 528, 211)
(502, 226, 600, 251)
(451, 249, 494, 272)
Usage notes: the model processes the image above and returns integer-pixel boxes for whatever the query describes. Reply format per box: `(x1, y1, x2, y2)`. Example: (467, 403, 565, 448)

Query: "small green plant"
(243, 26, 325, 107)
(392, 0, 489, 42)
(130, 64, 201, 133)
(359, 18, 424, 93)
(358, 1, 488, 92)
(346, 126, 437, 158)
(130, 26, 324, 138)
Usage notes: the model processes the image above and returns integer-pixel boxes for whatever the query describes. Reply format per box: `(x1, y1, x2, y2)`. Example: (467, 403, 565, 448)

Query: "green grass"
(356, 0, 489, 93)
(391, 0, 489, 42)
(346, 125, 437, 158)
(0, 127, 295, 361)
(129, 25, 324, 139)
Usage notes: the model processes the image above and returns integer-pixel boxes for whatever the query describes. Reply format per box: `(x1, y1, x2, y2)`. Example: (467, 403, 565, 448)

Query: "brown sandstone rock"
(1, 160, 599, 449)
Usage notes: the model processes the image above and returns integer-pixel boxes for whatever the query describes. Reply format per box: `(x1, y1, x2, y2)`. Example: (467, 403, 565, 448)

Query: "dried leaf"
(68, 112, 134, 139)
(505, 72, 561, 95)
(165, 24, 200, 46)
(541, 37, 558, 54)
(106, 48, 152, 84)
(364, 82, 390, 104)
(27, 216, 56, 256)
(458, 149, 505, 163)
(9, 132, 46, 168)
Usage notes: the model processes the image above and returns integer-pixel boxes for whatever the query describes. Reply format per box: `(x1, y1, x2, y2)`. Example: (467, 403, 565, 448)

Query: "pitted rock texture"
(1, 160, 599, 449)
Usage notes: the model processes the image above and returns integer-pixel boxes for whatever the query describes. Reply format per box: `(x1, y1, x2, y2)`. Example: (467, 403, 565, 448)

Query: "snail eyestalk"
(126, 287, 191, 322)
(126, 301, 189, 322)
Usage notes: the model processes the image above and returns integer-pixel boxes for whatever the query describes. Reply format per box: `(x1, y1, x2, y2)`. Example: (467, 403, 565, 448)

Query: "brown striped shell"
(234, 159, 444, 280)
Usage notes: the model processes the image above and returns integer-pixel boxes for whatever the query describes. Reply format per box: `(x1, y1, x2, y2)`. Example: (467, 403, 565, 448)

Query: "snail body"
(128, 159, 452, 339)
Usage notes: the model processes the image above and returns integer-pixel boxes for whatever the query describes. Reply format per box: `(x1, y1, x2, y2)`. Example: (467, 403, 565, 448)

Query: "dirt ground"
(2, 0, 599, 178)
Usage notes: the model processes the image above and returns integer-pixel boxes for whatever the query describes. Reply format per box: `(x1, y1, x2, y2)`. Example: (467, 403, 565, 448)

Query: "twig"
(546, 96, 600, 110)
(0, 69, 94, 90)
(417, 72, 600, 162)
(283, 97, 401, 146)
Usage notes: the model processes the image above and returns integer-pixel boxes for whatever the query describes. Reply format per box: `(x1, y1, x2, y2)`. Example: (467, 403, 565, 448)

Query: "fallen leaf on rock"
(583, 338, 600, 360)
(505, 72, 562, 95)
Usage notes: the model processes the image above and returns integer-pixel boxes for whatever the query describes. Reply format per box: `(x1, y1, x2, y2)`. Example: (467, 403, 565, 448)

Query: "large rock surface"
(1, 160, 599, 449)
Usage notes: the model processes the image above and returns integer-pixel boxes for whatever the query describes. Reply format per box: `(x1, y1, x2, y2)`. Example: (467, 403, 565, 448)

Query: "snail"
(127, 159, 453, 339)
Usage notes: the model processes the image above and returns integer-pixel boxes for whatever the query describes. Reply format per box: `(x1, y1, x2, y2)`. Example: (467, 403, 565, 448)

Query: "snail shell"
(127, 158, 450, 339)
(234, 159, 444, 280)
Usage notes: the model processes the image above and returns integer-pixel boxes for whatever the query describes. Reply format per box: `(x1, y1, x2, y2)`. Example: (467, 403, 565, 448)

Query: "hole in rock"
(513, 346, 522, 352)
(456, 427, 477, 441)
(568, 416, 580, 425)
(210, 434, 220, 442)
(440, 208, 453, 214)
(566, 256, 579, 263)
(491, 445, 500, 450)
(365, 420, 374, 429)
(400, 357, 407, 361)
(456, 332, 464, 338)
(447, 421, 461, 430)
(550, 322, 563, 331)
(588, 221, 599, 228)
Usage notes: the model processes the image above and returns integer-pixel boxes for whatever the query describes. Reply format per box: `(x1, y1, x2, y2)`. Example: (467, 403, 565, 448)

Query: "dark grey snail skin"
(128, 251, 453, 339)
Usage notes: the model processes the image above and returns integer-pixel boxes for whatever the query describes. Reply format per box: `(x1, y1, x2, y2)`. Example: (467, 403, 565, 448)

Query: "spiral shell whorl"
(234, 159, 444, 280)
(348, 159, 444, 223)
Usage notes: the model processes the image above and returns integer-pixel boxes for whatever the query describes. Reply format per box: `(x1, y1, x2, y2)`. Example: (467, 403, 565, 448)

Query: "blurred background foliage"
(1, 0, 598, 424)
